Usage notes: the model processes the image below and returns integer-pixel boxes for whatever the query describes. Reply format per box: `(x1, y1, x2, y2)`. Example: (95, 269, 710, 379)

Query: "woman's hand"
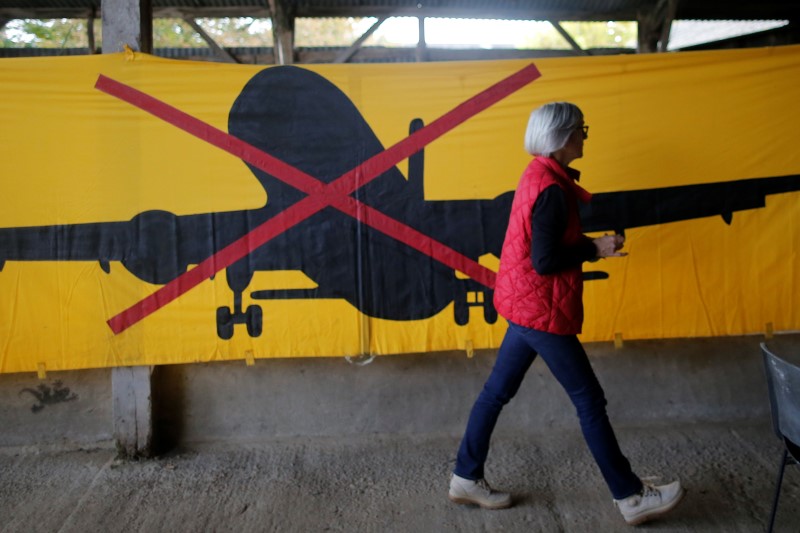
(593, 234, 627, 258)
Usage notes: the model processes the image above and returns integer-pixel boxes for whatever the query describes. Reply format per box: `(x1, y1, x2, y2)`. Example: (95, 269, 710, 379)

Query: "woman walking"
(448, 102, 684, 526)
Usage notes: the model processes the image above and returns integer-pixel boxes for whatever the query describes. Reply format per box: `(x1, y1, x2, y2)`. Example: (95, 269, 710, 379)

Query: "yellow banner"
(1, 45, 799, 373)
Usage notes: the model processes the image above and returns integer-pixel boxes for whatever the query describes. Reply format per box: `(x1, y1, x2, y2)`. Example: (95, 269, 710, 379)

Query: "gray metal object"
(760, 342, 800, 532)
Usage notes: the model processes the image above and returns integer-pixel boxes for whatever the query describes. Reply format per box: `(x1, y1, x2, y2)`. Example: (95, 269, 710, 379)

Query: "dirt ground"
(2, 420, 798, 532)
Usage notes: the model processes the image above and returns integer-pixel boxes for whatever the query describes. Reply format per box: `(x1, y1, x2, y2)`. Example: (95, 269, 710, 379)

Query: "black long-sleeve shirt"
(531, 185, 597, 275)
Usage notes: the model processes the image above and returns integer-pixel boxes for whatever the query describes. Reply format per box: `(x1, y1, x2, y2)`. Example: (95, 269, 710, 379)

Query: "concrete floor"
(1, 422, 798, 532)
(2, 334, 800, 532)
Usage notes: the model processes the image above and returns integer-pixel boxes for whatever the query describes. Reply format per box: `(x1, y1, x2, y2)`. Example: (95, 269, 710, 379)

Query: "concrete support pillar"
(101, 0, 152, 53)
(101, 0, 155, 458)
(112, 366, 154, 457)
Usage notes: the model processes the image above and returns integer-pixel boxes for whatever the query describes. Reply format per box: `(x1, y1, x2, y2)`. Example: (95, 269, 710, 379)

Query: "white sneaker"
(614, 479, 685, 526)
(448, 474, 512, 510)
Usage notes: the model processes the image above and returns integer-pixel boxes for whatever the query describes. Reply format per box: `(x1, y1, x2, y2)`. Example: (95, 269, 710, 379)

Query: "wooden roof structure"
(2, 0, 798, 63)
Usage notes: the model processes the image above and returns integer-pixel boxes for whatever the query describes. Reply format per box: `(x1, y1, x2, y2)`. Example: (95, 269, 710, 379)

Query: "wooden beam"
(181, 16, 239, 63)
(416, 16, 427, 62)
(268, 0, 295, 65)
(658, 0, 680, 52)
(334, 16, 387, 64)
(549, 20, 590, 56)
(87, 12, 96, 54)
(637, 0, 680, 53)
(4, 3, 798, 24)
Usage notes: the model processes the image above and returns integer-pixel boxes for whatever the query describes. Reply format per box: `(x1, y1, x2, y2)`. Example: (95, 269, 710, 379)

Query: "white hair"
(524, 102, 584, 157)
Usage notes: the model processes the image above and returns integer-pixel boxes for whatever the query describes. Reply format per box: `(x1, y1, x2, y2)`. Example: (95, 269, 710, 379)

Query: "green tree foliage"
(561, 21, 637, 49)
(296, 17, 365, 47)
(1, 19, 98, 48)
(516, 21, 574, 49)
(186, 18, 273, 47)
(153, 19, 204, 47)
(518, 21, 636, 49)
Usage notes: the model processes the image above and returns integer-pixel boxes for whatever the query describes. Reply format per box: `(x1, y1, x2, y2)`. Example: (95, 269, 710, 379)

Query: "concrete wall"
(1, 334, 795, 451)
(0, 368, 111, 449)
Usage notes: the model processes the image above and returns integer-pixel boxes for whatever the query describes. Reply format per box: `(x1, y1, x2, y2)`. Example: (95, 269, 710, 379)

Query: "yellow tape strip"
(245, 350, 255, 367)
(465, 340, 474, 359)
(614, 333, 624, 349)
(765, 322, 774, 339)
(37, 362, 47, 380)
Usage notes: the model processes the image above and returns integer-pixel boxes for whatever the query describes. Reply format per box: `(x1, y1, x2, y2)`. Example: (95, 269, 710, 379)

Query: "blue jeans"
(454, 321, 643, 500)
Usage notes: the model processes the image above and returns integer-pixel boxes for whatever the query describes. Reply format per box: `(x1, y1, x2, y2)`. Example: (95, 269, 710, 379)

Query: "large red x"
(96, 63, 540, 334)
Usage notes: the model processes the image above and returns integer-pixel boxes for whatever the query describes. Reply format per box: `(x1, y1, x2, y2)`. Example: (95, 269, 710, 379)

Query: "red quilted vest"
(493, 157, 592, 335)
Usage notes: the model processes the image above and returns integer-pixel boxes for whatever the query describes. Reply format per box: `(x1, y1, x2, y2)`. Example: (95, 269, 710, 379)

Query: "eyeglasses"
(578, 125, 589, 139)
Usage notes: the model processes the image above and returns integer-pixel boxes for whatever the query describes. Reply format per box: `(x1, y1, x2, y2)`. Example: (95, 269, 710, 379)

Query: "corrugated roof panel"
(1, 0, 798, 23)
(291, 0, 642, 17)
(668, 19, 790, 50)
